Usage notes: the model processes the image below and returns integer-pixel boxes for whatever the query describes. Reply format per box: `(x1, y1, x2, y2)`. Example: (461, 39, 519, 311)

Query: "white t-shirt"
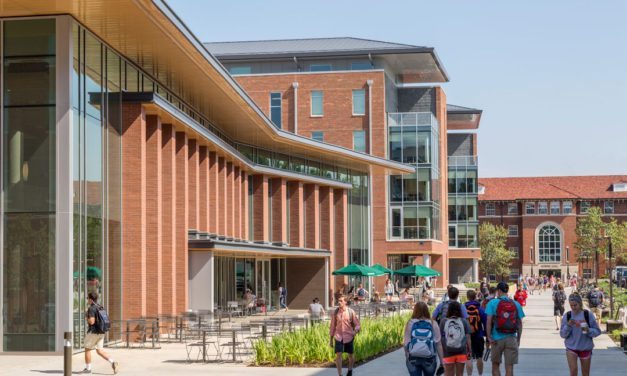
(309, 303, 324, 317)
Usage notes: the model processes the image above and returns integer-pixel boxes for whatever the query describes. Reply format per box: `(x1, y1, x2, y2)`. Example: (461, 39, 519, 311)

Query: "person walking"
(485, 282, 525, 376)
(440, 301, 472, 376)
(330, 295, 361, 376)
(278, 282, 288, 311)
(465, 290, 487, 376)
(433, 286, 468, 325)
(513, 284, 528, 307)
(308, 297, 326, 322)
(586, 285, 604, 321)
(404, 301, 444, 376)
(481, 286, 497, 310)
(560, 294, 601, 376)
(385, 278, 395, 302)
(552, 283, 567, 330)
(355, 283, 369, 303)
(82, 292, 119, 374)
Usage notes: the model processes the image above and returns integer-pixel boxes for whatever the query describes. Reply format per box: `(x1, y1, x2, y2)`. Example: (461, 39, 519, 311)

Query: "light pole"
(566, 246, 570, 279)
(530, 246, 534, 277)
(605, 235, 614, 319)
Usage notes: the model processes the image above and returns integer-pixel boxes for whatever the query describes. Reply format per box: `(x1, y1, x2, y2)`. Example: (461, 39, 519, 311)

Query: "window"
(580, 201, 590, 214)
(526, 202, 535, 214)
(509, 247, 519, 258)
(449, 225, 457, 248)
(538, 224, 561, 263)
(270, 92, 281, 128)
(486, 203, 495, 216)
(478, 185, 485, 195)
(311, 131, 324, 142)
(538, 201, 548, 214)
(508, 225, 518, 237)
(352, 89, 366, 115)
(582, 269, 592, 279)
(311, 90, 323, 116)
(351, 61, 372, 70)
(229, 66, 251, 75)
(563, 201, 573, 214)
(353, 130, 366, 152)
(604, 201, 614, 214)
(612, 183, 627, 192)
(508, 203, 518, 215)
(310, 64, 332, 72)
(550, 201, 560, 215)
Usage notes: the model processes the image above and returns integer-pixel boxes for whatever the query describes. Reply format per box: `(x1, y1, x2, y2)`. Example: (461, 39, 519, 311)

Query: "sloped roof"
(447, 104, 482, 114)
(478, 175, 627, 201)
(205, 37, 425, 57)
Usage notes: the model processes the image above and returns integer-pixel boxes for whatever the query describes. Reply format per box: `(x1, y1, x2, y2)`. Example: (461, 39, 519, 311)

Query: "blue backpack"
(94, 305, 111, 334)
(407, 320, 435, 358)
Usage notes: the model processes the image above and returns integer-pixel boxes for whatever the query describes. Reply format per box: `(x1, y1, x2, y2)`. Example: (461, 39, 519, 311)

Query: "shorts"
(443, 354, 468, 364)
(334, 339, 354, 354)
(554, 305, 565, 316)
(470, 336, 485, 359)
(491, 336, 519, 366)
(84, 333, 105, 350)
(385, 293, 393, 297)
(567, 348, 592, 360)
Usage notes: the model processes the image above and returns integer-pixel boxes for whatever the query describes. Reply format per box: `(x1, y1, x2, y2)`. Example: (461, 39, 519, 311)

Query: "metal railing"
(448, 155, 478, 167)
(388, 112, 436, 127)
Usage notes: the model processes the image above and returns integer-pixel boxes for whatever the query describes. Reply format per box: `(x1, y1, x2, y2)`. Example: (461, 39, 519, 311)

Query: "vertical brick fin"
(334, 188, 348, 290)
(252, 175, 269, 242)
(242, 172, 249, 241)
(175, 132, 189, 312)
(188, 139, 199, 232)
(271, 178, 288, 245)
(234, 167, 241, 240)
(161, 124, 176, 315)
(319, 186, 334, 252)
(288, 181, 305, 247)
(121, 103, 147, 320)
(208, 152, 218, 235)
(145, 115, 163, 317)
(305, 184, 320, 249)
(434, 87, 448, 287)
(226, 162, 234, 239)
(198, 146, 209, 233)
(217, 157, 226, 238)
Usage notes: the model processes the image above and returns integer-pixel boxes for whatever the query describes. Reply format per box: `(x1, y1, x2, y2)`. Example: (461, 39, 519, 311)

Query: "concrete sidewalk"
(2, 289, 626, 375)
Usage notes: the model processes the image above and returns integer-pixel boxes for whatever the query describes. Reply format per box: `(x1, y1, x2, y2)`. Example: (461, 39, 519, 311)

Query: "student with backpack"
(465, 290, 487, 376)
(404, 301, 444, 376)
(330, 295, 361, 376)
(480, 286, 497, 310)
(485, 282, 525, 376)
(439, 301, 472, 376)
(82, 292, 118, 374)
(586, 285, 604, 321)
(432, 286, 468, 325)
(513, 284, 528, 307)
(278, 281, 288, 311)
(552, 283, 567, 330)
(560, 293, 601, 376)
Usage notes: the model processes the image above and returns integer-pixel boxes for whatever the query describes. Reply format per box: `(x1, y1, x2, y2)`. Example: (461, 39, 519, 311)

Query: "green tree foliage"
(605, 218, 627, 265)
(479, 222, 512, 280)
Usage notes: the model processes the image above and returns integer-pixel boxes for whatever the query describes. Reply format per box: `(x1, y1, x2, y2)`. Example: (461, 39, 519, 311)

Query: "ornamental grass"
(253, 312, 411, 366)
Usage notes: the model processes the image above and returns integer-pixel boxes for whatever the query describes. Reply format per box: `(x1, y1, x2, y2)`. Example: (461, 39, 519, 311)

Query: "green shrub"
(253, 313, 411, 366)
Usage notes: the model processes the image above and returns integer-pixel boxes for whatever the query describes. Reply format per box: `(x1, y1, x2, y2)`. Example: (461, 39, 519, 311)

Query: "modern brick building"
(478, 175, 627, 281)
(207, 38, 484, 290)
(0, 1, 412, 352)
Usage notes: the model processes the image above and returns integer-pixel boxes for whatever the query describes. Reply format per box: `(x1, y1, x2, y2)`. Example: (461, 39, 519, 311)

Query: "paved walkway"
(2, 289, 626, 375)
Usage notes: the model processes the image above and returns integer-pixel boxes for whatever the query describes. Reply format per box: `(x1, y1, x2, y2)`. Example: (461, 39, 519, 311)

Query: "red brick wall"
(175, 132, 189, 312)
(161, 124, 176, 315)
(145, 115, 162, 317)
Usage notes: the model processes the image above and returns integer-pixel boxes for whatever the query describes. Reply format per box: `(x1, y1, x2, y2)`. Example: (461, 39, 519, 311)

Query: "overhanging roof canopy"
(0, 0, 412, 174)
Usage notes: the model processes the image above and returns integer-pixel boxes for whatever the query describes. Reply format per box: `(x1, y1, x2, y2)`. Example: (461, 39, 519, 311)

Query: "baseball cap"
(497, 282, 509, 293)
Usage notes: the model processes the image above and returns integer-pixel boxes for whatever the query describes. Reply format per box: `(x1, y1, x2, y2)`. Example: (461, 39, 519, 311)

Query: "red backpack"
(495, 298, 518, 334)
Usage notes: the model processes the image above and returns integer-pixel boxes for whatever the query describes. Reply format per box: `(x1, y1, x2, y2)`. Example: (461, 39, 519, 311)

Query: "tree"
(605, 218, 627, 266)
(479, 222, 512, 281)
(574, 207, 605, 283)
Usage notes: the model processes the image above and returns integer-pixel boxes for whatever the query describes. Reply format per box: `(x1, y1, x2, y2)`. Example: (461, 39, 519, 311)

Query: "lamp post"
(530, 246, 534, 277)
(604, 235, 614, 319)
(566, 246, 570, 279)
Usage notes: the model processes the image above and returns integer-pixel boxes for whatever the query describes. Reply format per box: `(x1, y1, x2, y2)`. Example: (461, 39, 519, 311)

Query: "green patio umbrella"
(371, 263, 394, 275)
(394, 264, 441, 277)
(332, 263, 384, 277)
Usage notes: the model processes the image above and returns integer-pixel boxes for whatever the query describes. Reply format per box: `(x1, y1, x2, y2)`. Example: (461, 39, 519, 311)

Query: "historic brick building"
(478, 175, 627, 281)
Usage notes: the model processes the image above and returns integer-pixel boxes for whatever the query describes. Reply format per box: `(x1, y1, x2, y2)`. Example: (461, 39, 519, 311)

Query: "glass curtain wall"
(448, 166, 478, 248)
(348, 172, 370, 288)
(388, 118, 440, 240)
(2, 18, 56, 352)
(71, 23, 122, 348)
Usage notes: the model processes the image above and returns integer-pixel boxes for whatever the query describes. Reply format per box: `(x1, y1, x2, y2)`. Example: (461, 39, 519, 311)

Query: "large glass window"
(538, 224, 561, 263)
(485, 203, 495, 216)
(310, 90, 323, 116)
(310, 64, 331, 72)
(352, 89, 366, 115)
(229, 66, 251, 75)
(311, 131, 324, 142)
(508, 203, 518, 215)
(563, 201, 572, 214)
(270, 92, 282, 128)
(2, 18, 56, 352)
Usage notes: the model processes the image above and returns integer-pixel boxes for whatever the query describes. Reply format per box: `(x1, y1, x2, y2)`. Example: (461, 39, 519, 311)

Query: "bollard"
(151, 321, 157, 348)
(202, 330, 207, 362)
(125, 321, 130, 348)
(64, 332, 72, 376)
(262, 324, 267, 341)
(232, 330, 237, 362)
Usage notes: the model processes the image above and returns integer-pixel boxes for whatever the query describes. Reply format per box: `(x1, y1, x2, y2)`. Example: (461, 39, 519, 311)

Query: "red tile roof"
(478, 175, 627, 201)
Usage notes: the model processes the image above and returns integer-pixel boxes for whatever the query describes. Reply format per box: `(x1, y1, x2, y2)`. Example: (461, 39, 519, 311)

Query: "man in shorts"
(486, 282, 525, 376)
(82, 292, 118, 374)
(330, 295, 361, 376)
(465, 290, 487, 376)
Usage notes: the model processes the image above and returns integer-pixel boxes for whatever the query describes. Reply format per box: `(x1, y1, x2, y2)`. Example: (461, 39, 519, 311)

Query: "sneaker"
(112, 361, 119, 374)
(80, 369, 92, 374)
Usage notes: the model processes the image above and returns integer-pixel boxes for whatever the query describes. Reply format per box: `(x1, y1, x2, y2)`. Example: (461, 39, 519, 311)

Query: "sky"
(167, 0, 627, 178)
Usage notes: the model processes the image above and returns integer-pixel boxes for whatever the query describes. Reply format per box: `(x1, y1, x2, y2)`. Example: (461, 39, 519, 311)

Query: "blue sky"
(168, 0, 626, 178)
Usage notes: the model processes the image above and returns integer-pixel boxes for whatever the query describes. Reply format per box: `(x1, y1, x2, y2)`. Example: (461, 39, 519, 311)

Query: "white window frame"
(508, 225, 518, 237)
(604, 201, 614, 214)
(352, 89, 366, 116)
(310, 90, 323, 117)
(538, 201, 548, 214)
(550, 201, 560, 215)
(525, 202, 535, 215)
(563, 201, 573, 214)
(507, 203, 518, 215)
(486, 203, 496, 216)
(580, 201, 590, 214)
(390, 207, 403, 240)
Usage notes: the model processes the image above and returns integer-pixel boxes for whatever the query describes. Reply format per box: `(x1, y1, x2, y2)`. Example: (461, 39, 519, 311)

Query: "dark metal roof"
(204, 37, 428, 58)
(447, 104, 483, 114)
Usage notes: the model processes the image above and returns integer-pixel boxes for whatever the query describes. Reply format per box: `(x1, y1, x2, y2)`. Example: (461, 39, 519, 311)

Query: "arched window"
(538, 224, 561, 263)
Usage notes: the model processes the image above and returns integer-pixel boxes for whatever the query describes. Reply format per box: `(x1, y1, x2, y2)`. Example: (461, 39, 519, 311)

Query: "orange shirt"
(330, 307, 361, 343)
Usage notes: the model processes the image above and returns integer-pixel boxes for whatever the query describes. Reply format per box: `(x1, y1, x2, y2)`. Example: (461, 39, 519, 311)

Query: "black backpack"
(566, 310, 590, 328)
(588, 291, 601, 307)
(94, 305, 111, 334)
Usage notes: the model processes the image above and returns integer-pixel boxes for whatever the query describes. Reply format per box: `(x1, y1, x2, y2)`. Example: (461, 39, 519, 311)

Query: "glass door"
(256, 259, 271, 308)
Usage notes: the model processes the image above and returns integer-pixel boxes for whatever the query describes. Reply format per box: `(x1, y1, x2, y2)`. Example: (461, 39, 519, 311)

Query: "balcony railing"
(448, 155, 478, 167)
(388, 112, 436, 127)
